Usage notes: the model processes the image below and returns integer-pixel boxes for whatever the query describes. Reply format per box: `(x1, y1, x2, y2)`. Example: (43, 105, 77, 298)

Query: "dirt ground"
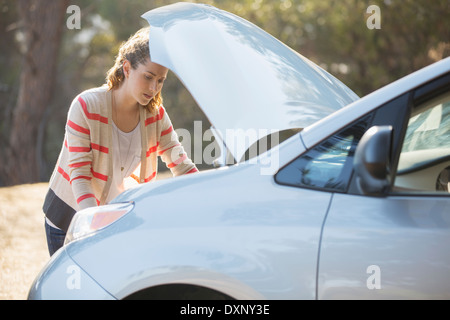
(0, 183, 49, 300)
(0, 171, 173, 300)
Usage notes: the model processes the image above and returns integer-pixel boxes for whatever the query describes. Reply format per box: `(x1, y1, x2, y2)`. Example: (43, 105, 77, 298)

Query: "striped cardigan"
(47, 86, 198, 215)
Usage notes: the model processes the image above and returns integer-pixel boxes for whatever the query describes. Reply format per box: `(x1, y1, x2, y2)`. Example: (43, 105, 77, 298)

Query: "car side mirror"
(353, 125, 393, 196)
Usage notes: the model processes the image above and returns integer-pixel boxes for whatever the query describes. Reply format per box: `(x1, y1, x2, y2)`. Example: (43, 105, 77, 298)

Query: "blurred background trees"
(2, 0, 68, 185)
(0, 0, 448, 186)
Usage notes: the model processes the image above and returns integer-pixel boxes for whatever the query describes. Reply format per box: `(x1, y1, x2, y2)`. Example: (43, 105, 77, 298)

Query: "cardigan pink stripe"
(67, 120, 90, 135)
(145, 107, 164, 126)
(78, 96, 108, 124)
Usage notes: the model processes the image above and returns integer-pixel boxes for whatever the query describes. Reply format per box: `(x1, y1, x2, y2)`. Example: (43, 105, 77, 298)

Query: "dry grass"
(0, 183, 49, 300)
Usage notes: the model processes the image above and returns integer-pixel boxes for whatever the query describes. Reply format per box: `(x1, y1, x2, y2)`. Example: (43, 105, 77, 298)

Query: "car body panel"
(66, 156, 333, 299)
(27, 247, 115, 300)
(142, 2, 358, 161)
(319, 193, 450, 299)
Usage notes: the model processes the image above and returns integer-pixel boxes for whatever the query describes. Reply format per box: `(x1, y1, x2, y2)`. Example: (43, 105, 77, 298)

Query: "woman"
(43, 27, 198, 256)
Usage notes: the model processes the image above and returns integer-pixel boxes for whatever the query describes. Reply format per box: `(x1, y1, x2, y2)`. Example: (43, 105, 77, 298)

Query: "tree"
(0, 0, 69, 185)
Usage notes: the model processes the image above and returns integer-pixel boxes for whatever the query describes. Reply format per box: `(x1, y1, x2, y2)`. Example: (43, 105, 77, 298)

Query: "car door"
(318, 74, 450, 299)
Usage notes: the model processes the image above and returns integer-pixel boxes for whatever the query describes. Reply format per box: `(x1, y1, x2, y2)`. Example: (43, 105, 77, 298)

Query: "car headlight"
(64, 202, 134, 245)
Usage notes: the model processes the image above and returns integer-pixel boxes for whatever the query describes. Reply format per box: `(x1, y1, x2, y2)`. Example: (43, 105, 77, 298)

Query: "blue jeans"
(45, 220, 66, 256)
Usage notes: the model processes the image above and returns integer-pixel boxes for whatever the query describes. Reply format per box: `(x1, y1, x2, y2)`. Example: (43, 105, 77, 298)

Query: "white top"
(106, 121, 142, 203)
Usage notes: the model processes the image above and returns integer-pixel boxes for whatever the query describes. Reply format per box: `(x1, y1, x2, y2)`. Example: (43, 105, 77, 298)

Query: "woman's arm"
(157, 107, 198, 176)
(65, 97, 99, 210)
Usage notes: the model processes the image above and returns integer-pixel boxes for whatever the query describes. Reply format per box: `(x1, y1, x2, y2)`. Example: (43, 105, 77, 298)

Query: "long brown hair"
(106, 27, 162, 114)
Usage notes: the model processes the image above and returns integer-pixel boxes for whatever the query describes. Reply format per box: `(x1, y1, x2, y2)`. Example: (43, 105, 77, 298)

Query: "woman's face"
(124, 59, 168, 106)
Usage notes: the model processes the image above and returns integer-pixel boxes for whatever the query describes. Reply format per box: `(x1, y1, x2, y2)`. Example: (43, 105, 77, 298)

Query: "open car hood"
(142, 3, 358, 161)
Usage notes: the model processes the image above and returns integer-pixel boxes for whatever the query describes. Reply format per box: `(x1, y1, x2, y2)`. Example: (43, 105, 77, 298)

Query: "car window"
(275, 116, 370, 192)
(394, 91, 450, 193)
(240, 129, 302, 163)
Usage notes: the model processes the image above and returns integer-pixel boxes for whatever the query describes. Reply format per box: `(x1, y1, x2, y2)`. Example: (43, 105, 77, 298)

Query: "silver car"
(29, 3, 450, 300)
